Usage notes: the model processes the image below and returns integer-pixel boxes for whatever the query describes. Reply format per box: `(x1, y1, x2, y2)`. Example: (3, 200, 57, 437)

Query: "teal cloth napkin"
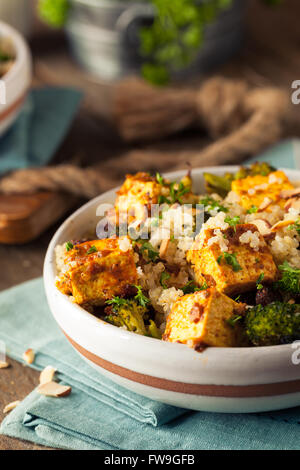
(1, 139, 300, 450)
(0, 87, 82, 173)
(1, 281, 300, 450)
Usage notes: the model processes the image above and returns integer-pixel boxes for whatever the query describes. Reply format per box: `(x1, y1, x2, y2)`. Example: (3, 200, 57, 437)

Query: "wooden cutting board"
(0, 192, 76, 244)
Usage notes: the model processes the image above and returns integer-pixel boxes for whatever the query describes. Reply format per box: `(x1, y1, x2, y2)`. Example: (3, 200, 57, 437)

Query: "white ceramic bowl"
(44, 166, 300, 413)
(0, 21, 32, 137)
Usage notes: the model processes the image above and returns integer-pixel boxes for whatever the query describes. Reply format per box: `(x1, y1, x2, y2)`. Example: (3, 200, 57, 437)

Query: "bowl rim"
(44, 165, 300, 356)
(0, 20, 30, 86)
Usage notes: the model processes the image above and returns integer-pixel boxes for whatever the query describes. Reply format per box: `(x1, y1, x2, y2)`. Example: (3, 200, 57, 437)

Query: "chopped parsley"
(275, 261, 300, 294)
(65, 241, 74, 252)
(133, 285, 150, 307)
(105, 296, 128, 313)
(87, 245, 97, 254)
(218, 253, 242, 272)
(227, 314, 243, 327)
(182, 280, 208, 294)
(160, 271, 171, 289)
(224, 216, 240, 232)
(288, 219, 300, 236)
(247, 205, 258, 214)
(139, 240, 159, 261)
(156, 172, 165, 185)
(199, 196, 228, 214)
(256, 273, 264, 290)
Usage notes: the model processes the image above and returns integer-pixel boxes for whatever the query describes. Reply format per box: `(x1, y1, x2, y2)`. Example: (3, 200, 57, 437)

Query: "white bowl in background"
(0, 21, 32, 137)
(44, 166, 300, 413)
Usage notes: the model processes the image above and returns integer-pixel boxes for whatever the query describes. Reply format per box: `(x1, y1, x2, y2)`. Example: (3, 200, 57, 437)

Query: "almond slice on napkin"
(39, 366, 56, 385)
(37, 381, 71, 397)
(3, 400, 20, 414)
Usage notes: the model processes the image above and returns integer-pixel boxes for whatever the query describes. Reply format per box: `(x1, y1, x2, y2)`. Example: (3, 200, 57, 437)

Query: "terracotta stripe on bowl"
(64, 332, 300, 398)
(0, 92, 26, 122)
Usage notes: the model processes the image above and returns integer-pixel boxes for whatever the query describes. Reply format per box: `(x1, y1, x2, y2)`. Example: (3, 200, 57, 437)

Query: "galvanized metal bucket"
(66, 0, 247, 81)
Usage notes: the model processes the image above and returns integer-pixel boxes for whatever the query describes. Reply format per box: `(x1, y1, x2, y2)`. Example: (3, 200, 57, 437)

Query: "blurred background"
(1, 0, 300, 449)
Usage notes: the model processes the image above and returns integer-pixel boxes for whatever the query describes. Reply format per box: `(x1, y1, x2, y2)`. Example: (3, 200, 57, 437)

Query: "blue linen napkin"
(0, 87, 82, 173)
(1, 139, 300, 450)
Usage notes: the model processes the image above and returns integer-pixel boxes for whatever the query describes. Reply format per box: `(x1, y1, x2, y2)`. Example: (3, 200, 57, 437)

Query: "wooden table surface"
(1, 0, 300, 450)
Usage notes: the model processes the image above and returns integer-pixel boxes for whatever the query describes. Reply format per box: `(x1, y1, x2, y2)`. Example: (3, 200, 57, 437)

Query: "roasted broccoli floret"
(104, 298, 147, 335)
(274, 261, 300, 294)
(104, 291, 161, 338)
(203, 162, 275, 197)
(245, 301, 300, 346)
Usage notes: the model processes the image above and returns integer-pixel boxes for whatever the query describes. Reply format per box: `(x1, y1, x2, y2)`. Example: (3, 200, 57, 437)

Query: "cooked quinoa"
(55, 164, 300, 349)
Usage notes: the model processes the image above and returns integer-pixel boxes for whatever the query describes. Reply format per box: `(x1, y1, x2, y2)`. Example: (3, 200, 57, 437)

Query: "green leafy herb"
(105, 296, 129, 313)
(247, 205, 258, 214)
(275, 261, 300, 294)
(158, 195, 171, 205)
(139, 240, 159, 262)
(227, 314, 243, 327)
(133, 285, 150, 307)
(199, 196, 228, 214)
(160, 271, 171, 289)
(288, 219, 300, 236)
(182, 280, 208, 294)
(87, 245, 97, 255)
(169, 181, 190, 204)
(65, 241, 73, 252)
(156, 172, 165, 185)
(256, 273, 264, 290)
(224, 216, 240, 232)
(218, 252, 242, 272)
(234, 295, 241, 302)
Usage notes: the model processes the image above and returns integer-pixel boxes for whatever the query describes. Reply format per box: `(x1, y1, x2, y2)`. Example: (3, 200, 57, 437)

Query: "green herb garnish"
(182, 280, 208, 294)
(156, 172, 165, 185)
(218, 253, 242, 272)
(105, 296, 129, 313)
(288, 219, 300, 236)
(133, 285, 150, 307)
(160, 271, 171, 289)
(224, 216, 240, 232)
(65, 241, 73, 252)
(275, 261, 300, 294)
(256, 273, 265, 290)
(199, 196, 228, 214)
(227, 314, 243, 327)
(87, 245, 97, 254)
(247, 205, 258, 214)
(139, 240, 159, 262)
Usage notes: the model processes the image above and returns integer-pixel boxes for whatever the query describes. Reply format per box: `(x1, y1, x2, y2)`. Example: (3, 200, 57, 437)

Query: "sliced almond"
(3, 400, 20, 414)
(258, 197, 273, 211)
(271, 219, 296, 232)
(23, 348, 35, 365)
(251, 219, 272, 236)
(285, 198, 300, 212)
(39, 366, 56, 385)
(37, 381, 71, 397)
(280, 188, 300, 199)
(0, 361, 9, 369)
(159, 239, 170, 259)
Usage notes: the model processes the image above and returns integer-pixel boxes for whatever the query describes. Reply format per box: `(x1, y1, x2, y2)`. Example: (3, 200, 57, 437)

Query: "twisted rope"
(0, 77, 292, 199)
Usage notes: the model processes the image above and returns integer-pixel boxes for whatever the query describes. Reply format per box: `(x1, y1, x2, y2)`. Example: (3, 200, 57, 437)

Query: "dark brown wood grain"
(1, 0, 300, 450)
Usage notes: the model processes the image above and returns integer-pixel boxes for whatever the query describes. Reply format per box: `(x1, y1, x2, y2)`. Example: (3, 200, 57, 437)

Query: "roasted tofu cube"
(56, 238, 137, 306)
(231, 170, 293, 212)
(187, 224, 277, 296)
(115, 172, 162, 223)
(163, 288, 246, 348)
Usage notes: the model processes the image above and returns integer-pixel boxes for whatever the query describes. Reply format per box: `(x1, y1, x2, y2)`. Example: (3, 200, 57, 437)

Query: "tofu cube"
(163, 288, 246, 348)
(56, 238, 137, 306)
(231, 170, 293, 212)
(187, 223, 277, 296)
(115, 172, 162, 223)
